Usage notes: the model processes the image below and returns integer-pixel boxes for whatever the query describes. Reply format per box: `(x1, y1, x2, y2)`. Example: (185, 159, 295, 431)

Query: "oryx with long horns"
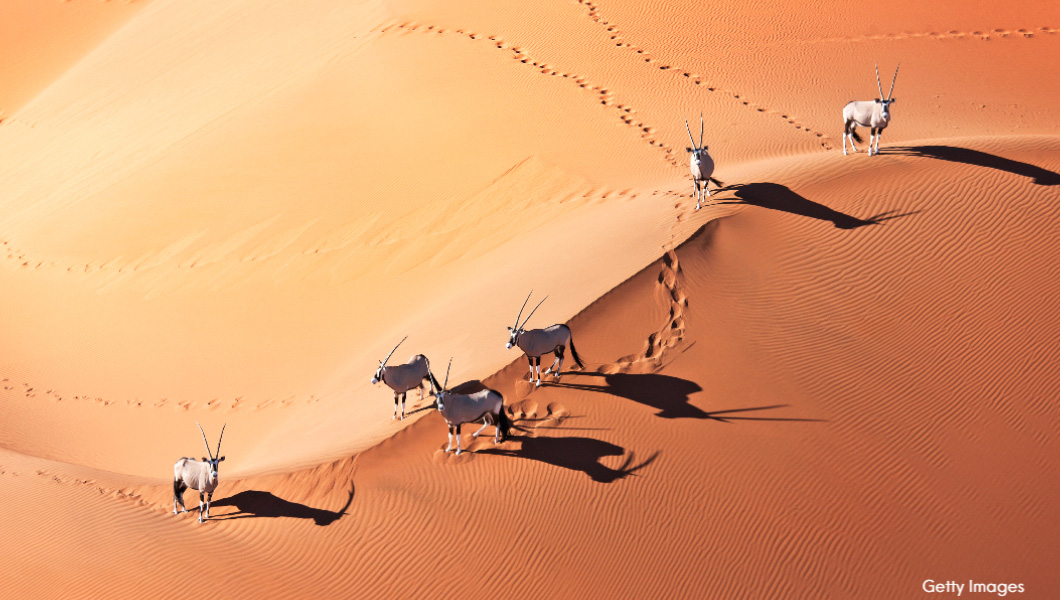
(173, 422, 226, 523)
(843, 64, 900, 156)
(429, 359, 510, 455)
(506, 291, 584, 387)
(371, 336, 440, 420)
(685, 114, 722, 210)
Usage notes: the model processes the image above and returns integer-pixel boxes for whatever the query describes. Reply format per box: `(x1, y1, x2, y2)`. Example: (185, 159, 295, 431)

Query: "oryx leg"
(526, 356, 534, 382)
(534, 357, 543, 387)
(400, 392, 407, 420)
(205, 492, 213, 520)
(544, 348, 560, 375)
(173, 479, 187, 514)
(473, 415, 490, 438)
(845, 121, 859, 154)
(446, 424, 454, 452)
(694, 179, 703, 210)
(455, 424, 463, 455)
(198, 491, 206, 523)
(545, 347, 564, 380)
(393, 392, 399, 420)
(873, 128, 883, 155)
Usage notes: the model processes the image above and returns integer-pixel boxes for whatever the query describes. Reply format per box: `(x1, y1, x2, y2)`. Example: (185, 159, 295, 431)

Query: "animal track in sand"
(574, 0, 835, 150)
(780, 25, 1059, 46)
(507, 399, 572, 434)
(0, 465, 151, 508)
(0, 380, 320, 413)
(598, 248, 688, 376)
(372, 21, 681, 168)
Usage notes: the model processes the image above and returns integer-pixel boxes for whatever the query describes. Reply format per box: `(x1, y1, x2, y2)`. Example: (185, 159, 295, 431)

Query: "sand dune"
(1, 0, 1059, 597)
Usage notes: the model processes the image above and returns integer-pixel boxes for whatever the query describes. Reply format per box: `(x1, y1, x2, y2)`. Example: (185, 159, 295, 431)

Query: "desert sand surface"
(1, 0, 1059, 598)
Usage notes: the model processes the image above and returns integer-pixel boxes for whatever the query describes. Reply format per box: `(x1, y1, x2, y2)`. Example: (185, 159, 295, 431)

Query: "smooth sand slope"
(1, 0, 1059, 598)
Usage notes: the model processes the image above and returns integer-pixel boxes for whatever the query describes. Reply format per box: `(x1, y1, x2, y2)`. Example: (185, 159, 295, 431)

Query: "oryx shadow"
(710, 182, 916, 229)
(549, 371, 707, 419)
(890, 145, 1060, 186)
(481, 435, 658, 483)
(551, 372, 826, 423)
(212, 484, 354, 526)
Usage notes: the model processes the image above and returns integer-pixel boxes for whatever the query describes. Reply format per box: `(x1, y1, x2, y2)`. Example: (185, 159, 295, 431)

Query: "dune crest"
(2, 0, 1059, 597)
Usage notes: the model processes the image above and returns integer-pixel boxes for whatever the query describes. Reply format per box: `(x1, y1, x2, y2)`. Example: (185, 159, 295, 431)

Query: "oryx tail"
(567, 327, 585, 368)
(497, 406, 512, 440)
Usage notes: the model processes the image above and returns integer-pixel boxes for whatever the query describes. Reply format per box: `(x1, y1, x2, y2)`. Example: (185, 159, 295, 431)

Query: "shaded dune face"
(2, 0, 1060, 598)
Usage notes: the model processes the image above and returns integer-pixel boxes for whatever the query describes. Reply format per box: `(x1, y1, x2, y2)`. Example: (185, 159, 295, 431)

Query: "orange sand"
(1, 0, 1058, 598)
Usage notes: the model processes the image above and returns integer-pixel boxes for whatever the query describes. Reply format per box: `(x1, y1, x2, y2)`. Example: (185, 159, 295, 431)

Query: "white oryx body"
(173, 422, 226, 523)
(430, 361, 510, 455)
(506, 292, 585, 387)
(843, 64, 900, 156)
(685, 115, 722, 210)
(371, 336, 440, 419)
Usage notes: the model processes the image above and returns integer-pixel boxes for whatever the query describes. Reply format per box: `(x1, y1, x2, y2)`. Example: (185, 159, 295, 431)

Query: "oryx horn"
(196, 421, 214, 460)
(519, 295, 549, 329)
(215, 423, 226, 457)
(684, 118, 698, 150)
(875, 64, 885, 99)
(888, 64, 900, 99)
(381, 335, 408, 367)
(443, 358, 452, 391)
(514, 291, 533, 328)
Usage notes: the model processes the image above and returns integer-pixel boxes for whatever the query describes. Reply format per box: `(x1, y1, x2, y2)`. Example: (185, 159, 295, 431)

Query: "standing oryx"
(371, 336, 440, 420)
(686, 114, 722, 210)
(506, 291, 584, 387)
(173, 422, 226, 523)
(843, 64, 900, 156)
(429, 359, 510, 455)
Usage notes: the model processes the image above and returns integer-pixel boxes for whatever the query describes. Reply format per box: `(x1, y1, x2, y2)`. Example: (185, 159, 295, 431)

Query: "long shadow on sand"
(710, 182, 915, 229)
(550, 372, 825, 423)
(212, 484, 354, 526)
(890, 145, 1060, 186)
(549, 372, 706, 419)
(480, 435, 658, 483)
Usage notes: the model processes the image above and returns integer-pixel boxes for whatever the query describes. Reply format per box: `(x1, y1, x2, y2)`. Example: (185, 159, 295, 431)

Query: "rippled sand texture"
(1, 0, 1058, 598)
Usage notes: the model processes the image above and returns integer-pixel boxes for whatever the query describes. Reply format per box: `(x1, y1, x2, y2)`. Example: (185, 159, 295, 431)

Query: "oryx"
(371, 336, 440, 420)
(429, 359, 510, 455)
(506, 291, 584, 387)
(173, 422, 226, 523)
(685, 114, 722, 210)
(843, 64, 900, 156)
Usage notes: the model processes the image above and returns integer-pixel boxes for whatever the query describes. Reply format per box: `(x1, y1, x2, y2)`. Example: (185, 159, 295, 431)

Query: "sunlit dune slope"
(1, 0, 1059, 598)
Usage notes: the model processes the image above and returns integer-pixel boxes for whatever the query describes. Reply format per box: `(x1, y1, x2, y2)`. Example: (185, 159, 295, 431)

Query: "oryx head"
(873, 63, 900, 118)
(371, 336, 407, 384)
(432, 358, 453, 410)
(196, 421, 226, 479)
(507, 291, 548, 349)
(684, 114, 708, 164)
